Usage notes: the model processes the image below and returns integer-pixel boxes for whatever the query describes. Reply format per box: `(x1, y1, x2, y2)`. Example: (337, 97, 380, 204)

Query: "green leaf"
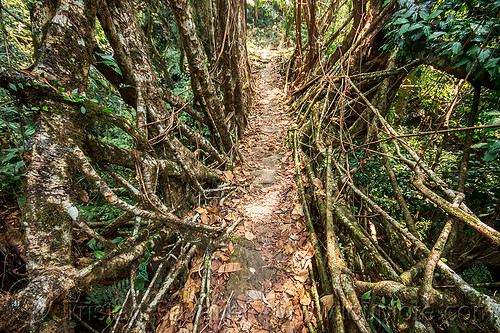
(370, 313, 394, 333)
(471, 142, 490, 149)
(427, 10, 443, 20)
(42, 106, 48, 111)
(102, 108, 113, 113)
(94, 250, 106, 259)
(484, 57, 499, 69)
(484, 141, 500, 162)
(393, 18, 409, 25)
(478, 49, 491, 63)
(429, 31, 446, 39)
(106, 317, 112, 325)
(419, 10, 429, 21)
(396, 298, 402, 311)
(451, 42, 462, 54)
(8, 83, 17, 91)
(80, 106, 86, 114)
(362, 290, 371, 300)
(112, 305, 122, 313)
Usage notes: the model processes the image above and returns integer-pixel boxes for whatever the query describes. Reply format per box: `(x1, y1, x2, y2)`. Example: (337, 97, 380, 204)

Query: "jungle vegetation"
(0, 0, 499, 332)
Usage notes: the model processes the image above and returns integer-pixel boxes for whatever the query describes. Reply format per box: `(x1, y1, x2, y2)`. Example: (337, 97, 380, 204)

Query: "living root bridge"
(0, 0, 249, 330)
(284, 0, 500, 331)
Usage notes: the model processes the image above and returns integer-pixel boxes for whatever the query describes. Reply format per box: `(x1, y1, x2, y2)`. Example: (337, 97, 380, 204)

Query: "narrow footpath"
(205, 49, 316, 332)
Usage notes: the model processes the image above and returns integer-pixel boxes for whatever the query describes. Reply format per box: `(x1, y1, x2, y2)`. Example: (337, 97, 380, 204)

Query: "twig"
(308, 263, 326, 332)
(193, 243, 213, 333)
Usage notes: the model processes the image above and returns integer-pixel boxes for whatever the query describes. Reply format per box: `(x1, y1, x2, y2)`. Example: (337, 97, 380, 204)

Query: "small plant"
(88, 239, 106, 259)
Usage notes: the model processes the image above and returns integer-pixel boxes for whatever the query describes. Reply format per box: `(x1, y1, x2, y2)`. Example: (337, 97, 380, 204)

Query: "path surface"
(205, 49, 315, 332)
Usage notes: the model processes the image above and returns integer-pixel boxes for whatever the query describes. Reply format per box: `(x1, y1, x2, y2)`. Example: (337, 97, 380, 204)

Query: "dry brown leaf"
(291, 203, 304, 217)
(155, 320, 171, 333)
(265, 290, 276, 306)
(206, 206, 219, 213)
(283, 279, 298, 297)
(77, 257, 94, 267)
(293, 272, 309, 283)
(217, 262, 242, 274)
(169, 305, 181, 324)
(240, 317, 252, 331)
(200, 213, 210, 225)
(283, 321, 294, 333)
(222, 170, 234, 182)
(156, 324, 173, 333)
(245, 231, 255, 241)
(299, 288, 311, 306)
(182, 275, 200, 303)
(247, 290, 265, 300)
(214, 251, 229, 262)
(313, 178, 323, 190)
(320, 294, 334, 318)
(225, 211, 237, 222)
(194, 207, 207, 215)
(228, 240, 234, 253)
(250, 300, 266, 313)
(178, 328, 189, 333)
(284, 244, 294, 254)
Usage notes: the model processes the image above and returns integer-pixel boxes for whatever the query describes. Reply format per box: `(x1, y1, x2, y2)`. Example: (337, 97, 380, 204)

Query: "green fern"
(85, 279, 130, 307)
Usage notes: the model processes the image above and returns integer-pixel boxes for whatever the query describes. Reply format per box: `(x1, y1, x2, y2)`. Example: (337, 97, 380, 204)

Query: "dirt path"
(205, 49, 316, 332)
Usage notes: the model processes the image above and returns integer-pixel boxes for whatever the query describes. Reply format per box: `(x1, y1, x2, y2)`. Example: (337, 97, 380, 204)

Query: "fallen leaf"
(206, 206, 219, 213)
(320, 294, 334, 318)
(299, 288, 311, 306)
(156, 324, 173, 333)
(225, 211, 237, 222)
(208, 304, 219, 329)
(200, 213, 210, 224)
(245, 231, 255, 241)
(247, 290, 265, 300)
(291, 202, 304, 217)
(217, 262, 242, 274)
(250, 300, 266, 313)
(283, 321, 294, 333)
(182, 275, 200, 303)
(284, 244, 295, 254)
(169, 305, 181, 324)
(214, 251, 229, 262)
(222, 170, 234, 182)
(313, 178, 323, 190)
(194, 207, 207, 214)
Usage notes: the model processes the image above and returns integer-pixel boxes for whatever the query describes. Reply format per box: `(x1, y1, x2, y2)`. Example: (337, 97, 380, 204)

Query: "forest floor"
(156, 48, 317, 333)
(206, 48, 316, 332)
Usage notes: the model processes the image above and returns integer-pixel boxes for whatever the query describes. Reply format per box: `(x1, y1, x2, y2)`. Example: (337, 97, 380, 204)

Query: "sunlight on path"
(206, 47, 316, 333)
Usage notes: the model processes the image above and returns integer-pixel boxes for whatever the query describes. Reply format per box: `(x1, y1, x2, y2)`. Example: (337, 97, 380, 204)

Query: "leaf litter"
(156, 48, 316, 333)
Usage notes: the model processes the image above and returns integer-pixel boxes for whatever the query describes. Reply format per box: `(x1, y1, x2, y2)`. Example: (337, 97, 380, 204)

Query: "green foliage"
(0, 96, 33, 195)
(135, 243, 154, 291)
(385, 0, 500, 87)
(88, 239, 106, 259)
(0, 0, 32, 67)
(461, 262, 494, 295)
(85, 279, 130, 308)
